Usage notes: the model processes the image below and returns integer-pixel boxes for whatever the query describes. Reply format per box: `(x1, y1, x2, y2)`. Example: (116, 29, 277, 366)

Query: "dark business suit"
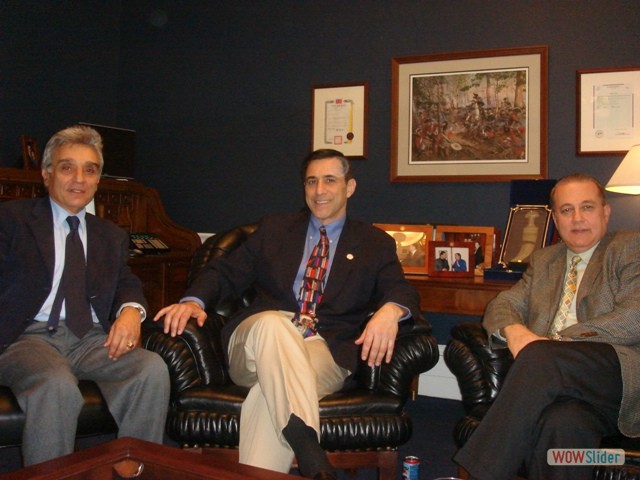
(455, 231, 640, 480)
(0, 196, 169, 465)
(185, 210, 422, 373)
(185, 210, 422, 470)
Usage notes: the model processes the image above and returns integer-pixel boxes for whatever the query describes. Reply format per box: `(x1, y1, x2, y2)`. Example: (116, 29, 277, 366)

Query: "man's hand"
(153, 301, 207, 337)
(502, 323, 548, 358)
(104, 306, 142, 360)
(355, 302, 404, 367)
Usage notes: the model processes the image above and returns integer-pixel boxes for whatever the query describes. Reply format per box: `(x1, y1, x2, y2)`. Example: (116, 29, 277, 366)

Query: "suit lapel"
(281, 214, 309, 298)
(85, 214, 108, 289)
(575, 234, 610, 313)
(28, 197, 56, 281)
(323, 218, 359, 302)
(543, 247, 567, 331)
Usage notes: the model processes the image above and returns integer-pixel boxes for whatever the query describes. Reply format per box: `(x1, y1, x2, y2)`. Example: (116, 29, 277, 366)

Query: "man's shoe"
(312, 472, 337, 480)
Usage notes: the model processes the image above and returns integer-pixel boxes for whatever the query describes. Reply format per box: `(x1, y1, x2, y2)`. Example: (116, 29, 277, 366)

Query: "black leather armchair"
(444, 321, 640, 480)
(142, 224, 440, 480)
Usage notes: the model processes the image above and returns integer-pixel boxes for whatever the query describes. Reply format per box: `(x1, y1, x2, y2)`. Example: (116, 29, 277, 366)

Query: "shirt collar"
(49, 198, 87, 230)
(309, 215, 345, 239)
(567, 241, 599, 265)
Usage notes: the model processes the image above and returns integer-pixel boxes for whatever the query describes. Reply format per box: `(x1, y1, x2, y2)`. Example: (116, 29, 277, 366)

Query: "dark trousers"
(454, 340, 623, 480)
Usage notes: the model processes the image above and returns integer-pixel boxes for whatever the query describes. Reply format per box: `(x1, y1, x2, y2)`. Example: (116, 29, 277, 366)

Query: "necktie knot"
(66, 216, 80, 232)
(570, 255, 581, 268)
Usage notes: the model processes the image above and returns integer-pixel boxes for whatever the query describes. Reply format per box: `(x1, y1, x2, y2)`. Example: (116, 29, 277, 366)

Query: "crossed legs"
(227, 311, 349, 475)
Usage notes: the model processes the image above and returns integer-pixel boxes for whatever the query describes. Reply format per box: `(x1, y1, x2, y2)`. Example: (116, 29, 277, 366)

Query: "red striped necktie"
(292, 226, 329, 338)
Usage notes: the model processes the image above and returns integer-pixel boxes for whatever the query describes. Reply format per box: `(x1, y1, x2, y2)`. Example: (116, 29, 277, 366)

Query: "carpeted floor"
(0, 396, 464, 479)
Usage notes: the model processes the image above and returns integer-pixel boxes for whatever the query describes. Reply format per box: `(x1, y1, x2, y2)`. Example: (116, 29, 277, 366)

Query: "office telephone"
(129, 233, 170, 255)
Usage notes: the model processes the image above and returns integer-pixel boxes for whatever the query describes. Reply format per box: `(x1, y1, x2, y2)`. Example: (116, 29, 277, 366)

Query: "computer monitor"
(79, 122, 136, 179)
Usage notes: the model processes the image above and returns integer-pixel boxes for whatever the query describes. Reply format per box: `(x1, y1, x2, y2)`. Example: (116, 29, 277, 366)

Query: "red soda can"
(402, 455, 420, 480)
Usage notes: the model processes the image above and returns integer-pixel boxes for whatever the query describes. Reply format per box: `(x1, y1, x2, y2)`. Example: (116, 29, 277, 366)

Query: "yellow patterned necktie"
(548, 255, 581, 339)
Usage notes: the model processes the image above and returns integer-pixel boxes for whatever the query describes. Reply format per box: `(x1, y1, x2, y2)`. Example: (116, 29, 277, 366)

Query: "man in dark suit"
(156, 149, 422, 480)
(454, 173, 640, 480)
(0, 125, 170, 466)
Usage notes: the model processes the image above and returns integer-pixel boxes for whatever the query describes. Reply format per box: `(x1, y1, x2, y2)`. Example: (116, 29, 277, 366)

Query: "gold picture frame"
(311, 82, 368, 160)
(373, 223, 434, 275)
(434, 225, 500, 275)
(391, 45, 548, 182)
(499, 204, 553, 267)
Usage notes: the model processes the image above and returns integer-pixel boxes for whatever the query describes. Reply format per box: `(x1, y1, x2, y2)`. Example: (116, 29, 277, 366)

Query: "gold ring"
(126, 342, 135, 349)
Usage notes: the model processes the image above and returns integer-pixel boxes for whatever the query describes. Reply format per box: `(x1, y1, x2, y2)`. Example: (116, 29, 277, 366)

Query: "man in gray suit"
(0, 126, 170, 466)
(454, 173, 640, 480)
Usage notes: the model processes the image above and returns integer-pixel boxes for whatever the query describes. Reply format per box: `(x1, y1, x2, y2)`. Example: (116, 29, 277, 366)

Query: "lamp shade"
(605, 145, 640, 195)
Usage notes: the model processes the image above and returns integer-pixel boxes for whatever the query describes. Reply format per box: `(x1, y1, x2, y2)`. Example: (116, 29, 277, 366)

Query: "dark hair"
(549, 173, 607, 209)
(300, 149, 353, 183)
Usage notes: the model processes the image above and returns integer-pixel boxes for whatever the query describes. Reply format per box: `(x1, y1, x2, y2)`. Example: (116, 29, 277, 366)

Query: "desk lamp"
(605, 145, 640, 195)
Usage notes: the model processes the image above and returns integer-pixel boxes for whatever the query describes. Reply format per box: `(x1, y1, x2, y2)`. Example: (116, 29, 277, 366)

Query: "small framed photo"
(373, 223, 434, 275)
(428, 241, 475, 278)
(434, 225, 500, 275)
(20, 135, 40, 170)
(499, 205, 553, 267)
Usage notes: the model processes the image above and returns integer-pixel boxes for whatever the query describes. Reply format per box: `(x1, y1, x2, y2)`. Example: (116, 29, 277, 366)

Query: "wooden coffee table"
(1, 437, 299, 479)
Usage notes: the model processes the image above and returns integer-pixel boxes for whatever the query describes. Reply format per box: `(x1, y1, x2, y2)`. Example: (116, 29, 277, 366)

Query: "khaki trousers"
(227, 311, 349, 473)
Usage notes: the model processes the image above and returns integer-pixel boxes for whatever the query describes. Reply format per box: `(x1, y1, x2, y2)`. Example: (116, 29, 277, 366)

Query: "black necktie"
(47, 216, 93, 338)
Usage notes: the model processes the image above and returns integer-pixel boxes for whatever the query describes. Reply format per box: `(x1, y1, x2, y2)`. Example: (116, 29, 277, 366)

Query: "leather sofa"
(141, 224, 440, 479)
(444, 321, 640, 480)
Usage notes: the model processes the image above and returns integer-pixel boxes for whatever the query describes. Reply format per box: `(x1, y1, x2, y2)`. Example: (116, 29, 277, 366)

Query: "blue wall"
(3, 0, 640, 237)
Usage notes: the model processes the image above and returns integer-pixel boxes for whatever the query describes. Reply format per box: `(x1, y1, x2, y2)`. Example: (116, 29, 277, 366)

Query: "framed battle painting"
(391, 45, 548, 182)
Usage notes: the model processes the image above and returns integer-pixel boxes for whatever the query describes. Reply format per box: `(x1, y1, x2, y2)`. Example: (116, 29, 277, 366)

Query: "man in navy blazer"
(156, 149, 423, 480)
(0, 126, 169, 466)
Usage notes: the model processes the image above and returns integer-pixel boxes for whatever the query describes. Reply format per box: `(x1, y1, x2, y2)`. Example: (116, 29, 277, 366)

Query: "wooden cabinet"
(0, 167, 201, 316)
(406, 274, 515, 316)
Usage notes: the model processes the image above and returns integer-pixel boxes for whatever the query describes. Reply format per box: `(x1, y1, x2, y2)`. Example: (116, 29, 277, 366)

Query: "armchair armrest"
(142, 315, 231, 399)
(353, 317, 439, 399)
(444, 322, 513, 412)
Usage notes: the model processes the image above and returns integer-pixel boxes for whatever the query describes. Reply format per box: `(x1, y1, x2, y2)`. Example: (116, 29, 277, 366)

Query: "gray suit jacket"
(484, 231, 640, 436)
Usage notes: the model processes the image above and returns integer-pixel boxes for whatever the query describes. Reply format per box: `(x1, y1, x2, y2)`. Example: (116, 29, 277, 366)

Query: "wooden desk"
(406, 275, 516, 316)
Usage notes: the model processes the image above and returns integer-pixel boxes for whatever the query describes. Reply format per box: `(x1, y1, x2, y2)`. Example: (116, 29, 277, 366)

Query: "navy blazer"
(185, 211, 423, 373)
(0, 196, 148, 353)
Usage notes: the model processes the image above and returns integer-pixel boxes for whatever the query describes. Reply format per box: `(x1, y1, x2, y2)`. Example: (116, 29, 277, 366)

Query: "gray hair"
(41, 125, 104, 172)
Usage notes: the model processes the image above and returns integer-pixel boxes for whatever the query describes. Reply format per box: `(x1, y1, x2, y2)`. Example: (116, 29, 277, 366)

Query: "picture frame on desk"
(434, 225, 499, 275)
(311, 82, 368, 160)
(577, 66, 640, 155)
(390, 45, 548, 182)
(373, 223, 433, 275)
(499, 204, 553, 267)
(428, 241, 475, 278)
(20, 135, 40, 170)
